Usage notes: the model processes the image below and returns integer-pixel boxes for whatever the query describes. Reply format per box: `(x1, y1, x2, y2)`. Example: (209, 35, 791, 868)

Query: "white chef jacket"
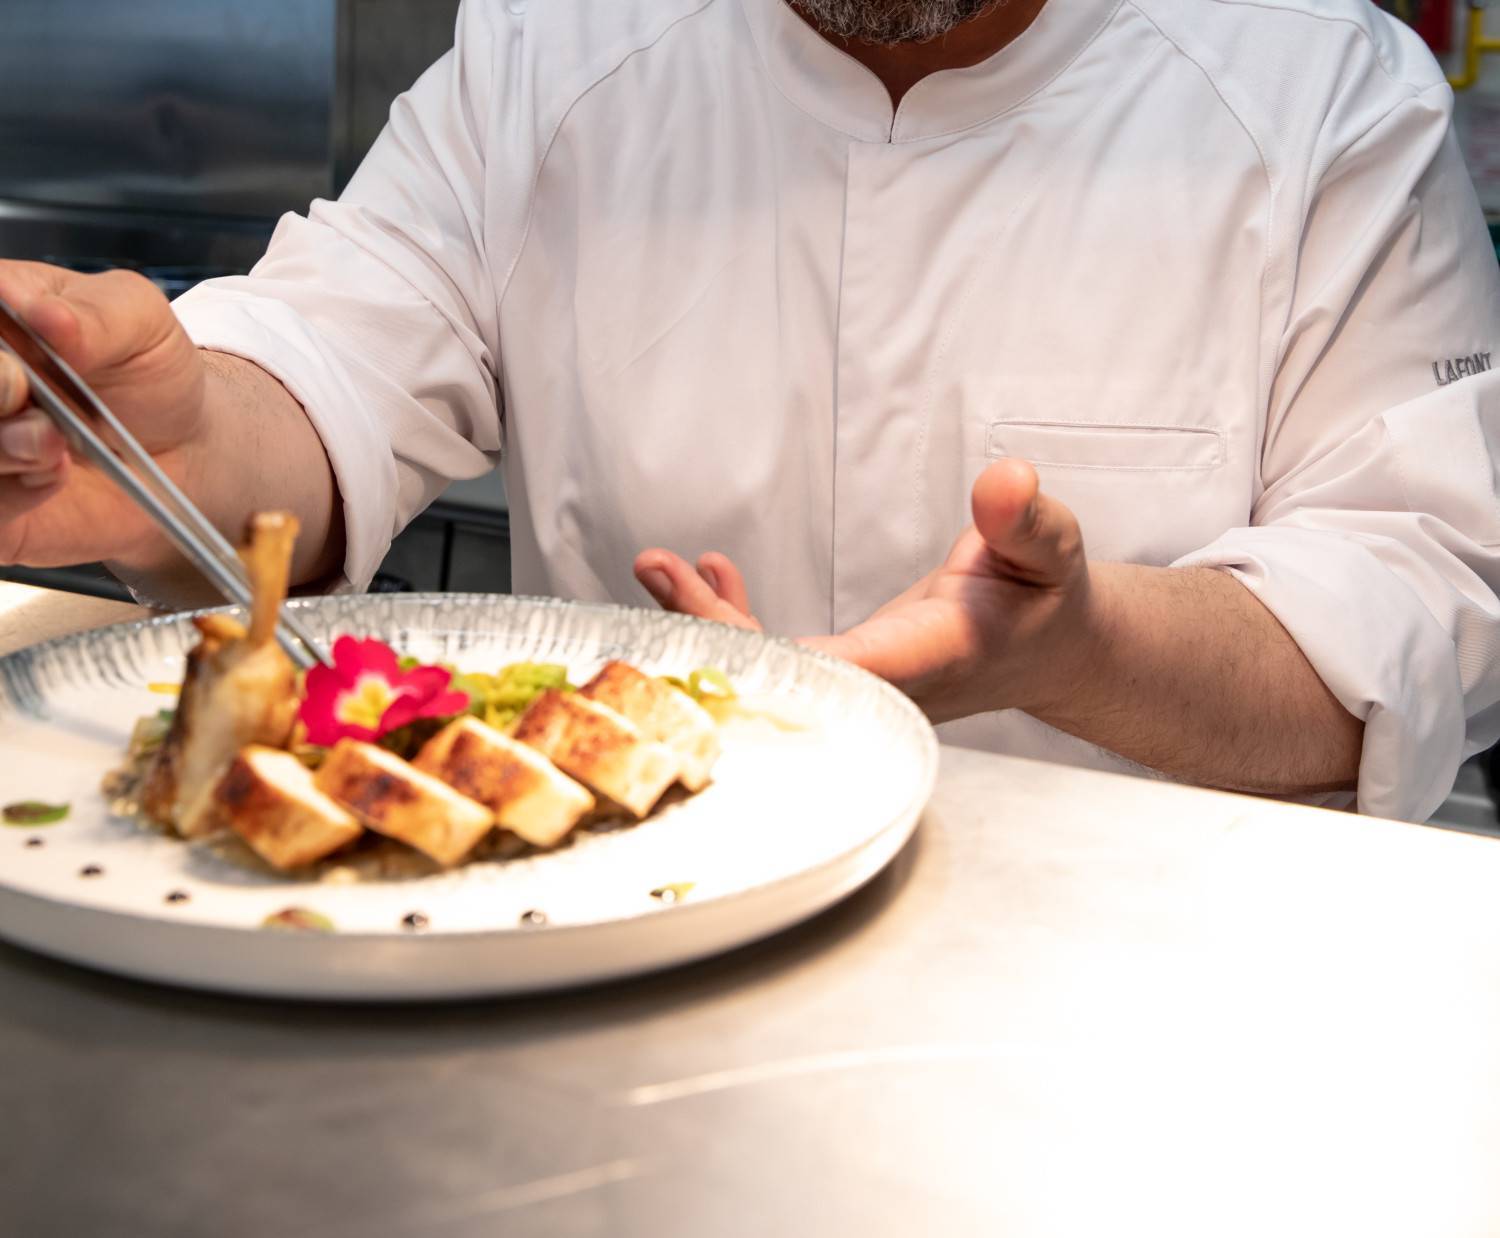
(172, 0, 1500, 822)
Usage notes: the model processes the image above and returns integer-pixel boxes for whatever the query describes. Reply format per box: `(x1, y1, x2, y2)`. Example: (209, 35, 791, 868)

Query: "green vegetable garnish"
(662, 668, 736, 704)
(3, 801, 70, 827)
(688, 668, 735, 700)
(261, 907, 335, 933)
(125, 710, 176, 760)
(454, 662, 575, 731)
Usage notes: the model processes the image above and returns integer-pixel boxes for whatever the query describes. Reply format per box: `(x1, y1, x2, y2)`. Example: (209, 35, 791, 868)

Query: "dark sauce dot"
(519, 909, 547, 927)
(401, 911, 429, 932)
(165, 890, 190, 904)
(79, 864, 103, 878)
(24, 838, 44, 849)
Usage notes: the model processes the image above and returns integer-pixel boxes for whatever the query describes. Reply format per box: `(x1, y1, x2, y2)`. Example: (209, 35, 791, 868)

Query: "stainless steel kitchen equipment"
(1, 0, 336, 273)
(0, 0, 507, 599)
(0, 0, 462, 273)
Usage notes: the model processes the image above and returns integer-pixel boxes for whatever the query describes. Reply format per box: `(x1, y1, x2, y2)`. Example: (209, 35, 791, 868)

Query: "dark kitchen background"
(0, 0, 500, 600)
(3, 0, 1499, 827)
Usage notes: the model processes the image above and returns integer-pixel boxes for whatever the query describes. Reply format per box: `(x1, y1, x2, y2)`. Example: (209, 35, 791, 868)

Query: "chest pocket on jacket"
(983, 419, 1232, 564)
(985, 420, 1225, 470)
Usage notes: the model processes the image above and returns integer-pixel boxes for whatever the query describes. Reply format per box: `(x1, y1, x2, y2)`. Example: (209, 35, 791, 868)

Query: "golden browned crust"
(139, 513, 302, 835)
(195, 613, 248, 645)
(318, 754, 419, 819)
(579, 660, 651, 711)
(139, 727, 182, 828)
(513, 690, 618, 768)
(240, 512, 299, 648)
(581, 663, 720, 792)
(140, 618, 295, 832)
(512, 690, 678, 817)
(414, 720, 542, 808)
(315, 740, 494, 867)
(216, 747, 362, 871)
(413, 717, 595, 847)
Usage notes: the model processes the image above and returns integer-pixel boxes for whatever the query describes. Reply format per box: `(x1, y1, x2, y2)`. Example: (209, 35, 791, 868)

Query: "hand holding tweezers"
(0, 294, 328, 670)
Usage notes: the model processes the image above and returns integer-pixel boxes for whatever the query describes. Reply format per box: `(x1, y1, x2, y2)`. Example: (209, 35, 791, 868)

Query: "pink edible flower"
(298, 636, 469, 746)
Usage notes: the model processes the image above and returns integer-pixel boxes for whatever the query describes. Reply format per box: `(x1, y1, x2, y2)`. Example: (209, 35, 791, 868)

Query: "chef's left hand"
(633, 458, 1102, 724)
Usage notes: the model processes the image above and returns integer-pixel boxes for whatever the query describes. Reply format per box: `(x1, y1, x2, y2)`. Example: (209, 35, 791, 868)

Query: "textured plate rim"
(0, 593, 940, 942)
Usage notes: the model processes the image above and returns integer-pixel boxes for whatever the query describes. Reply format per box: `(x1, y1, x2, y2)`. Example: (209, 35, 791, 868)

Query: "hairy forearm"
(105, 351, 344, 604)
(1032, 564, 1363, 796)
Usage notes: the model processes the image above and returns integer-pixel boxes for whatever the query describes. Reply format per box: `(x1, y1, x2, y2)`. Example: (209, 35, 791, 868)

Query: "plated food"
(0, 551, 936, 998)
(117, 514, 727, 878)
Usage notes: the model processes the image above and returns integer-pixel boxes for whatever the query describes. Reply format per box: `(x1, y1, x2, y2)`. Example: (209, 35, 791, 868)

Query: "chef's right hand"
(0, 260, 208, 567)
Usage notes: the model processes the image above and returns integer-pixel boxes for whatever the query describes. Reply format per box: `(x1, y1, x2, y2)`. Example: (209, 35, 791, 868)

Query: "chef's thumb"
(970, 457, 1084, 586)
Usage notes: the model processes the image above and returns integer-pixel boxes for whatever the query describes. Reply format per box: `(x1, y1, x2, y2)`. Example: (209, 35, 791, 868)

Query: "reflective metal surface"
(0, 0, 338, 219)
(2, 736, 1500, 1234)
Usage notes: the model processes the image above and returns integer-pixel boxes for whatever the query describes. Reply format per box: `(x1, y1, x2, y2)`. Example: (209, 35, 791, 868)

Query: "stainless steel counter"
(3, 716, 1500, 1234)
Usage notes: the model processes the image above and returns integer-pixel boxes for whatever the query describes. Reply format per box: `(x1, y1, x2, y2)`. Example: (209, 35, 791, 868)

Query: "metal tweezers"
(0, 294, 328, 670)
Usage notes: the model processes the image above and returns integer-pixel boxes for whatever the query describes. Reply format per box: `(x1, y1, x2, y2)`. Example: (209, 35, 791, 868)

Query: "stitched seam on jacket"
(1123, 0, 1277, 497)
(495, 0, 725, 311)
(1204, 0, 1441, 91)
(985, 423, 1228, 470)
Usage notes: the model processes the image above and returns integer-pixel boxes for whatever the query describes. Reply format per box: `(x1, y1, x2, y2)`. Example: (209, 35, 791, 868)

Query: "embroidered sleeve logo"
(1433, 352, 1493, 386)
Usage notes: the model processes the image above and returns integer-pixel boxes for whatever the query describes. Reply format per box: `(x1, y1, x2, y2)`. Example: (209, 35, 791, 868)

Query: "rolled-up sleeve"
(1176, 80, 1500, 821)
(171, 0, 525, 589)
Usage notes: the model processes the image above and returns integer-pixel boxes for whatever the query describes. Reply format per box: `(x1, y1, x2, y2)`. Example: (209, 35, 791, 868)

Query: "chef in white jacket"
(1, 0, 1497, 822)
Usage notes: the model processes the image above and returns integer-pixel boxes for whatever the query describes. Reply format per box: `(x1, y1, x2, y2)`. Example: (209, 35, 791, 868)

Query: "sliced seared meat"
(414, 716, 595, 848)
(315, 739, 494, 867)
(216, 745, 362, 870)
(579, 660, 720, 792)
(512, 690, 679, 818)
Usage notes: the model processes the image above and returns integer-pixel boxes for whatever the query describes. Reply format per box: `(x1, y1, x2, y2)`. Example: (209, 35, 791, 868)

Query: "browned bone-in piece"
(241, 511, 299, 648)
(512, 690, 679, 818)
(579, 661, 721, 792)
(216, 746, 363, 870)
(140, 513, 303, 837)
(315, 739, 494, 867)
(414, 716, 596, 848)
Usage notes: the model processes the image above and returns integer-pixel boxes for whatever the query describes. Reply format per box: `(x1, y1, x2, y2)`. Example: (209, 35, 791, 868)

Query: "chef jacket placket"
(833, 137, 921, 634)
(832, 139, 872, 635)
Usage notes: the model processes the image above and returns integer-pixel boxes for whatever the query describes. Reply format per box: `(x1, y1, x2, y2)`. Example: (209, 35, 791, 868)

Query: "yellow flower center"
(335, 675, 404, 731)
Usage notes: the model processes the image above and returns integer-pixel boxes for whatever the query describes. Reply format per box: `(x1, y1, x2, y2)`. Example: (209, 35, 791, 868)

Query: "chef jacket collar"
(739, 0, 1124, 142)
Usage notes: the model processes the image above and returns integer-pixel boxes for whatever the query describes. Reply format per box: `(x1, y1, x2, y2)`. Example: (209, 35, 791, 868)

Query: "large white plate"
(0, 594, 936, 1000)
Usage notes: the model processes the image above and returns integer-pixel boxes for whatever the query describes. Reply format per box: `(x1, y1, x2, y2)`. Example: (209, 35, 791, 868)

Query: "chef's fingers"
(0, 259, 74, 322)
(0, 363, 70, 478)
(634, 548, 762, 630)
(14, 466, 64, 490)
(0, 353, 26, 417)
(970, 457, 1084, 587)
(0, 455, 70, 540)
(696, 550, 753, 615)
(0, 471, 65, 568)
(0, 408, 67, 473)
(22, 269, 173, 376)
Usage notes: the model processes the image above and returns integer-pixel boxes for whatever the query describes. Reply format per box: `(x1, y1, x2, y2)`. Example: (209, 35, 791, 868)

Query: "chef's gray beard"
(793, 0, 1000, 45)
